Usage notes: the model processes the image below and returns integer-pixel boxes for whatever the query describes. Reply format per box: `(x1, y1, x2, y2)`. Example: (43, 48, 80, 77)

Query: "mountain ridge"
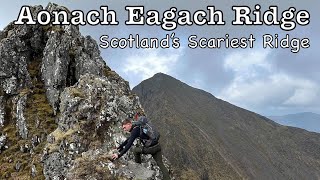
(133, 72, 320, 179)
(268, 112, 320, 133)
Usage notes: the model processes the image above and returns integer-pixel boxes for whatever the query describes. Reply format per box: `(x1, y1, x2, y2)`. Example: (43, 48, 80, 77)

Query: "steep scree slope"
(133, 73, 320, 180)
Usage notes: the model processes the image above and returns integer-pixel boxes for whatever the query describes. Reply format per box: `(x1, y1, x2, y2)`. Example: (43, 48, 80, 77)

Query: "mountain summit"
(133, 73, 320, 179)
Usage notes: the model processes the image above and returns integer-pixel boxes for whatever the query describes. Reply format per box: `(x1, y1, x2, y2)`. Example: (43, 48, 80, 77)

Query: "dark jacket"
(117, 125, 149, 158)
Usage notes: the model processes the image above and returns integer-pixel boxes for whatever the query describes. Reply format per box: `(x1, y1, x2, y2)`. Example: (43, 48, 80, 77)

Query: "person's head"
(121, 118, 132, 132)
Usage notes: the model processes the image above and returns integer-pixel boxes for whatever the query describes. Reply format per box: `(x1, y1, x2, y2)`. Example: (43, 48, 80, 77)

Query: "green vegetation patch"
(0, 58, 57, 179)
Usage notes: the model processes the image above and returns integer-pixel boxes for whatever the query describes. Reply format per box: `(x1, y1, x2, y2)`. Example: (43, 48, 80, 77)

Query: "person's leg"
(152, 150, 170, 180)
(132, 146, 142, 163)
(143, 144, 170, 180)
(133, 144, 159, 163)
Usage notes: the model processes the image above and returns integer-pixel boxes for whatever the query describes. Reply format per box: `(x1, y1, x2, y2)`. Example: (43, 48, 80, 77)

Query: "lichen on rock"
(14, 94, 29, 139)
(0, 96, 5, 126)
(42, 73, 144, 179)
(0, 2, 173, 179)
(0, 134, 7, 153)
(40, 3, 107, 115)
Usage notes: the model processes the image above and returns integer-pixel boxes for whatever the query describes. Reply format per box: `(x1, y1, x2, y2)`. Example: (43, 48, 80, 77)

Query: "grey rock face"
(0, 5, 47, 157)
(43, 74, 142, 179)
(15, 161, 22, 172)
(43, 151, 70, 179)
(0, 6, 44, 96)
(118, 161, 156, 179)
(75, 36, 106, 80)
(1, 3, 172, 179)
(0, 30, 4, 40)
(3, 76, 18, 94)
(31, 164, 37, 177)
(41, 3, 106, 115)
(31, 135, 40, 148)
(42, 73, 170, 179)
(0, 96, 5, 126)
(41, 32, 72, 115)
(0, 134, 7, 152)
(15, 94, 28, 139)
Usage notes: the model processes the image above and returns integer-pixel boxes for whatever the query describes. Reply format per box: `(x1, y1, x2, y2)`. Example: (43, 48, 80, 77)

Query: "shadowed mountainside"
(133, 73, 320, 180)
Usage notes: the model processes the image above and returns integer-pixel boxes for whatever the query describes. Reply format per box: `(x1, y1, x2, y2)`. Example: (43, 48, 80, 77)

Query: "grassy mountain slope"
(133, 73, 320, 180)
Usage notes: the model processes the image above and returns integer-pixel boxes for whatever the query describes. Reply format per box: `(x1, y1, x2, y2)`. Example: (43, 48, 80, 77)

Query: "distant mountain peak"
(268, 112, 320, 133)
(289, 112, 318, 116)
(133, 74, 320, 179)
(149, 72, 180, 83)
(152, 72, 168, 77)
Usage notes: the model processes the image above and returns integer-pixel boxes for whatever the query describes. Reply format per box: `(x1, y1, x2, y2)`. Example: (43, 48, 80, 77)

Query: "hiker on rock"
(112, 113, 170, 180)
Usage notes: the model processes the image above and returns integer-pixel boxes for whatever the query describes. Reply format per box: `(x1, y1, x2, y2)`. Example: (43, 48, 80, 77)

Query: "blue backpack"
(132, 116, 160, 147)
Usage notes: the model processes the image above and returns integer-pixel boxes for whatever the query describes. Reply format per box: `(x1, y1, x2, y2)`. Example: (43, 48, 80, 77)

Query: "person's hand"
(117, 146, 123, 152)
(111, 153, 119, 160)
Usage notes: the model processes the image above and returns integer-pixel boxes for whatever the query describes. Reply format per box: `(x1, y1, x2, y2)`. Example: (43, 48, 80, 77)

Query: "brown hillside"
(133, 73, 320, 180)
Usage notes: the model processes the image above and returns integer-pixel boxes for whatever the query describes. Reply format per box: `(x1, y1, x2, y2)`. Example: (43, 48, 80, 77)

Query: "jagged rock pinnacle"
(0, 3, 172, 179)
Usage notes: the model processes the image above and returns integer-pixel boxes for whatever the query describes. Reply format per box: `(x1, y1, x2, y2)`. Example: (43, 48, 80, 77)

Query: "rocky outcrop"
(0, 134, 7, 153)
(0, 3, 172, 179)
(41, 4, 106, 115)
(42, 74, 139, 179)
(14, 94, 29, 139)
(41, 74, 171, 179)
(0, 96, 5, 126)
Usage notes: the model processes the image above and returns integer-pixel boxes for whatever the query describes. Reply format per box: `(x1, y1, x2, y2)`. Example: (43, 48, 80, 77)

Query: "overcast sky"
(1, 0, 319, 116)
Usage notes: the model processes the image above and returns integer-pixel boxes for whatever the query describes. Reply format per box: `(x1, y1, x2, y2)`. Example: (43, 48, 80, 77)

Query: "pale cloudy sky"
(1, 0, 319, 116)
